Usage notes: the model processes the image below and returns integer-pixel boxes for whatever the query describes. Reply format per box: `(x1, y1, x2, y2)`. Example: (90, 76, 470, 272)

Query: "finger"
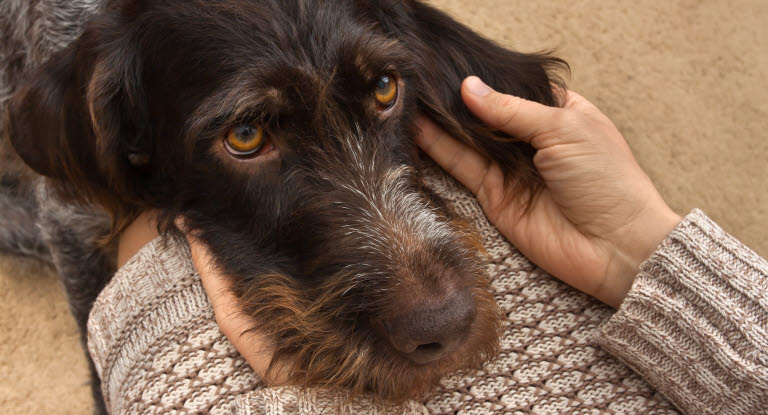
(185, 234, 234, 310)
(176, 224, 278, 376)
(181, 230, 250, 334)
(174, 217, 233, 301)
(414, 116, 494, 196)
(461, 76, 559, 145)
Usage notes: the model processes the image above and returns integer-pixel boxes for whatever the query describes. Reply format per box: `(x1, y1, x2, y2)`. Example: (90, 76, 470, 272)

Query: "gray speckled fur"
(1, 180, 114, 415)
(1, 179, 114, 415)
(35, 180, 115, 415)
(0, 176, 51, 262)
(0, 0, 102, 128)
(1, 1, 110, 413)
(0, 179, 114, 415)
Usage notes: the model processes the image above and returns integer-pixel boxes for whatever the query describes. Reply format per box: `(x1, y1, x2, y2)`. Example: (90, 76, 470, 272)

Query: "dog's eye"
(225, 123, 265, 156)
(374, 75, 397, 108)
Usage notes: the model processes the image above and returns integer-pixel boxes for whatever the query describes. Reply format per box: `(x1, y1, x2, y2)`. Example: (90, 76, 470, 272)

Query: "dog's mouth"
(235, 265, 502, 404)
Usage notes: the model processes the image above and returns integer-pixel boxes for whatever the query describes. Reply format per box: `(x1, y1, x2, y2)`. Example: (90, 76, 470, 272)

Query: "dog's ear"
(7, 45, 94, 180)
(366, 0, 568, 193)
(7, 18, 150, 214)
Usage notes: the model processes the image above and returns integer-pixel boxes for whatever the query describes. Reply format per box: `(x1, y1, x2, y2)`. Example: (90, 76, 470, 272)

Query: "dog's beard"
(225, 155, 503, 403)
(233, 261, 502, 404)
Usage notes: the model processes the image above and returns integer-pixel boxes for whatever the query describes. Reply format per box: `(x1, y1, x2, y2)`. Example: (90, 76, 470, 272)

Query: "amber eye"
(374, 75, 397, 108)
(225, 123, 264, 156)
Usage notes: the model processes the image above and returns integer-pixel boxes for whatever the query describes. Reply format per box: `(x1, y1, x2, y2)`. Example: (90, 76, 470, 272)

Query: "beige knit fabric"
(597, 210, 768, 414)
(87, 168, 768, 414)
(87, 235, 261, 414)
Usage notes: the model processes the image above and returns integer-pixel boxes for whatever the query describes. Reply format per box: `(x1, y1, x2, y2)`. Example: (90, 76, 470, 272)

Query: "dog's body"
(1, 0, 565, 412)
(0, 177, 114, 413)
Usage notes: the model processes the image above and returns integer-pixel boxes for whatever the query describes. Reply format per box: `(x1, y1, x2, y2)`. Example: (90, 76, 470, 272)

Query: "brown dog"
(4, 0, 566, 408)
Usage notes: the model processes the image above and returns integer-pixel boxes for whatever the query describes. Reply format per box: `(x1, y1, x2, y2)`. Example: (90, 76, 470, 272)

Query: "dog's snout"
(379, 287, 476, 365)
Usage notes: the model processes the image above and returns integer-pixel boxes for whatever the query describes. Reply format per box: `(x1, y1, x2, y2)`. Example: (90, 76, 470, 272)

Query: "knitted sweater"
(87, 169, 768, 415)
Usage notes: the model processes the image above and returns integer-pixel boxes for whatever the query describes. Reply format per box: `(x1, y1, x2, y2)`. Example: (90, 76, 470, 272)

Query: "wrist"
(600, 202, 682, 308)
(621, 204, 682, 270)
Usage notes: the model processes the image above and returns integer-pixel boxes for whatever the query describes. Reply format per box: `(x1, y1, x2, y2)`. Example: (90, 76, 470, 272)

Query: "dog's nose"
(381, 287, 476, 365)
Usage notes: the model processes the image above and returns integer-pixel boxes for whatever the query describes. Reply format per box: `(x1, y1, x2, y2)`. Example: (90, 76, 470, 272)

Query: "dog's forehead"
(130, 0, 411, 138)
(134, 0, 406, 122)
(139, 0, 396, 74)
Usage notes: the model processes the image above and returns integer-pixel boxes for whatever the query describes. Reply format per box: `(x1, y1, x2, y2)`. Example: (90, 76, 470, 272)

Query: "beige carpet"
(1, 1, 766, 413)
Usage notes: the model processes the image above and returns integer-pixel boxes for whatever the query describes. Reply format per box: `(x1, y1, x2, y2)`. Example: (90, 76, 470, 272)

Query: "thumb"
(461, 76, 557, 145)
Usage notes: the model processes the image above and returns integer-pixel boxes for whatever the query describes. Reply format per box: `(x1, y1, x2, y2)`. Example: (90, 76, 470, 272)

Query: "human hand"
(415, 77, 681, 308)
(175, 219, 294, 385)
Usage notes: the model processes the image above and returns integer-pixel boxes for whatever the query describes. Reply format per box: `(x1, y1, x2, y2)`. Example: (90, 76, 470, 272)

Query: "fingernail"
(466, 76, 492, 97)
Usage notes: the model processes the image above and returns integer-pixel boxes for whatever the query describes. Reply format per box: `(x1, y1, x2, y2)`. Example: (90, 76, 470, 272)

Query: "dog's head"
(7, 0, 565, 403)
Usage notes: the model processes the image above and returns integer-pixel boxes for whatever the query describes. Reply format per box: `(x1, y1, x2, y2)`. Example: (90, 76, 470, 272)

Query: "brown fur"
(4, 0, 566, 407)
(237, 271, 501, 404)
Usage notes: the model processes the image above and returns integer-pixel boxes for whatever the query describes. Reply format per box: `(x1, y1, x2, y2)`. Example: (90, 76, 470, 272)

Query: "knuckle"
(533, 146, 558, 166)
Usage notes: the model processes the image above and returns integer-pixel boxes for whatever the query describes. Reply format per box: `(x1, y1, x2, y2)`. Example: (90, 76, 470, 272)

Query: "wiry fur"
(0, 0, 102, 130)
(239, 272, 501, 403)
(1, 5, 112, 412)
(35, 184, 114, 415)
(0, 177, 113, 415)
(0, 176, 48, 261)
(1, 0, 567, 412)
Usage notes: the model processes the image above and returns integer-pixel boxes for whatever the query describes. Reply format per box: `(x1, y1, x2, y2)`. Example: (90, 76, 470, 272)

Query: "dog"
(1, 0, 566, 411)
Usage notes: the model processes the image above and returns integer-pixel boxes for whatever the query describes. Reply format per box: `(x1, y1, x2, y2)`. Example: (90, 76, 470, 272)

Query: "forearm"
(596, 209, 768, 415)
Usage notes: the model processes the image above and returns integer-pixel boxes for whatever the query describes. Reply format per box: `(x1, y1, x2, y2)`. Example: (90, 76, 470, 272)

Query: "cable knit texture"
(88, 167, 695, 415)
(597, 209, 768, 414)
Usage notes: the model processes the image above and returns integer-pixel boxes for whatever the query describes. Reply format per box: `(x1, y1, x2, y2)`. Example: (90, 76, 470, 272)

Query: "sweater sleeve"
(596, 209, 768, 415)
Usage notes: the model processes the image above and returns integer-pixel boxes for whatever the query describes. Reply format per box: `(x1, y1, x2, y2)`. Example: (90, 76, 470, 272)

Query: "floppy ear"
(6, 22, 151, 214)
(7, 45, 96, 180)
(368, 0, 567, 192)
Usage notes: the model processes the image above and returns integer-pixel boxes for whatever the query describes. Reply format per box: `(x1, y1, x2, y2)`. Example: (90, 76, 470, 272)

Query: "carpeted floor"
(1, 1, 766, 413)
